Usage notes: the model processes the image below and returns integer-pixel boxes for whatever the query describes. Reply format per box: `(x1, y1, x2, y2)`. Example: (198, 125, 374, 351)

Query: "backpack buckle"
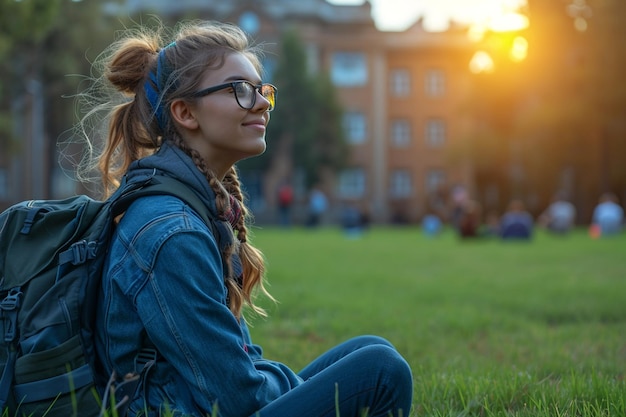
(0, 287, 22, 343)
(61, 240, 98, 265)
(0, 288, 22, 311)
(134, 348, 158, 373)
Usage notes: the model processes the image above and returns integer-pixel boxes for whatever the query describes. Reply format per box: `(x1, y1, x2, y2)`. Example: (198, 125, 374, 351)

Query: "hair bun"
(106, 37, 160, 95)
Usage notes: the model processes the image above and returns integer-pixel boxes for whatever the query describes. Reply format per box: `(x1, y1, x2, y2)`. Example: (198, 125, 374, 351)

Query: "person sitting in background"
(539, 192, 576, 234)
(500, 200, 533, 240)
(483, 210, 501, 237)
(341, 201, 366, 238)
(422, 212, 442, 237)
(457, 199, 482, 238)
(592, 192, 624, 236)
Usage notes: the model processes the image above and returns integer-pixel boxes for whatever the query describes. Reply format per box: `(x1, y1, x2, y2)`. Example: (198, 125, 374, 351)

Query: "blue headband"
(144, 42, 176, 131)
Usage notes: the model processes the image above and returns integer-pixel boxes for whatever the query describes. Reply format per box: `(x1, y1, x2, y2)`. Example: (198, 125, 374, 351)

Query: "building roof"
(105, 0, 375, 26)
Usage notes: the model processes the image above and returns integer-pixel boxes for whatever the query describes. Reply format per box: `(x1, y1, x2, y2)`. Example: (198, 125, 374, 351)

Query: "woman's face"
(180, 52, 271, 177)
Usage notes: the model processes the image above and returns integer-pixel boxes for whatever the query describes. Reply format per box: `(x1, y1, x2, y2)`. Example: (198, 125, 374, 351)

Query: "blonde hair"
(83, 20, 271, 318)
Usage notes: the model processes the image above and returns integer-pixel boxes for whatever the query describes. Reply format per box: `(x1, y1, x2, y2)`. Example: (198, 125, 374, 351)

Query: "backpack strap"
(102, 348, 157, 417)
(107, 175, 228, 415)
(0, 287, 22, 411)
(113, 175, 214, 225)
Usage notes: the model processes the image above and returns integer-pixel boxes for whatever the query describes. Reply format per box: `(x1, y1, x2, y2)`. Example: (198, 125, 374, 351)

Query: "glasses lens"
(262, 85, 276, 110)
(234, 82, 255, 109)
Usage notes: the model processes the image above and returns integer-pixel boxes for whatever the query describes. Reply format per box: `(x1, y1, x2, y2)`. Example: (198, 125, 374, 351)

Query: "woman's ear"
(170, 99, 199, 130)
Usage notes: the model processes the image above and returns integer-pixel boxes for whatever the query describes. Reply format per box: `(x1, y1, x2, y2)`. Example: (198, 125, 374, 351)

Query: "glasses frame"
(188, 80, 276, 111)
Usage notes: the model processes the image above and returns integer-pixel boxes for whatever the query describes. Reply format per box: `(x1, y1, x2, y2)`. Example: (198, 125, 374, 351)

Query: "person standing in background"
(306, 185, 328, 227)
(277, 181, 294, 227)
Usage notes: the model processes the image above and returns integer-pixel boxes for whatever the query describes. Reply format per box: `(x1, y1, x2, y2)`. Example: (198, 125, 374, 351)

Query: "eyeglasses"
(188, 80, 276, 111)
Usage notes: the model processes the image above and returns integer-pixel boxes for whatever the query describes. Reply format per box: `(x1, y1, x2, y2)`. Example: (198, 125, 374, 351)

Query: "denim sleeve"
(241, 320, 264, 360)
(133, 210, 301, 416)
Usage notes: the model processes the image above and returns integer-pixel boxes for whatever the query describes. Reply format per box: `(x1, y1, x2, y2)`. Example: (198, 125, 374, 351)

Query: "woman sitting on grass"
(88, 20, 413, 416)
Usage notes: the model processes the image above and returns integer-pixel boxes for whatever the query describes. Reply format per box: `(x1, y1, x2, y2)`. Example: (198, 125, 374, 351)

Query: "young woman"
(89, 20, 413, 417)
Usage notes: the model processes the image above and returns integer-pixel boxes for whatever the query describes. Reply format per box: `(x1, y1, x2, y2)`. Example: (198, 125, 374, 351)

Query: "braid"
(170, 138, 271, 318)
(221, 169, 245, 240)
(223, 167, 273, 316)
(170, 136, 231, 220)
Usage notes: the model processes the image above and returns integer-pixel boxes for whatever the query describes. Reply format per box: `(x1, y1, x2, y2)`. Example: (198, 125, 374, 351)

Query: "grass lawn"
(247, 226, 626, 416)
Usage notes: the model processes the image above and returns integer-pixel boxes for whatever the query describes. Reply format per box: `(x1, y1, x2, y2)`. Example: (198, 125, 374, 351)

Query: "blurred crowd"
(272, 181, 624, 240)
(424, 189, 624, 240)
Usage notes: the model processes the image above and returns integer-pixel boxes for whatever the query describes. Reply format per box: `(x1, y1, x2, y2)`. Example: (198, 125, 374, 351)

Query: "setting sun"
(328, 0, 531, 71)
(489, 12, 529, 32)
(328, 0, 529, 33)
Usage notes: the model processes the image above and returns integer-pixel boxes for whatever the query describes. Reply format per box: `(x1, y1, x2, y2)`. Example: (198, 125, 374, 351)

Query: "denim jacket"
(95, 142, 303, 417)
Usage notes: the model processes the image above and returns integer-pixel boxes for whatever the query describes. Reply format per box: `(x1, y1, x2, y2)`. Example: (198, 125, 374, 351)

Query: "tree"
(518, 0, 626, 217)
(38, 1, 123, 190)
(238, 30, 348, 189)
(0, 0, 64, 148)
(0, 0, 124, 198)
(459, 30, 533, 213)
(581, 0, 626, 195)
(457, 0, 626, 218)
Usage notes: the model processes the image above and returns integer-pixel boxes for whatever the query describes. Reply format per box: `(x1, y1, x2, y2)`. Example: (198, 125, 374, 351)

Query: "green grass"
(246, 226, 626, 417)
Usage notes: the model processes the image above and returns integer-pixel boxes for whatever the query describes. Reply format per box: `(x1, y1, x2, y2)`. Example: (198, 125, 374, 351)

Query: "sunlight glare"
(468, 24, 489, 42)
(369, 0, 425, 31)
(574, 17, 588, 32)
(456, 0, 528, 30)
(328, 0, 529, 33)
(469, 51, 495, 74)
(509, 36, 528, 62)
(489, 12, 529, 32)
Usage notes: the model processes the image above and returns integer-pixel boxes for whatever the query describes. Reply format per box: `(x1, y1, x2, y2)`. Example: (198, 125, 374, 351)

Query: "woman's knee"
(354, 345, 413, 414)
(348, 335, 395, 350)
(354, 345, 412, 383)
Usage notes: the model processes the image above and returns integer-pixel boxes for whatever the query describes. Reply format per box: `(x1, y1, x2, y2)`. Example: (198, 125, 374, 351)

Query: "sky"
(327, 0, 529, 32)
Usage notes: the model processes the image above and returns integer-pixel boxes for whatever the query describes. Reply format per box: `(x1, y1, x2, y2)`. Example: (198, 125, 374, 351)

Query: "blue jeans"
(251, 336, 413, 417)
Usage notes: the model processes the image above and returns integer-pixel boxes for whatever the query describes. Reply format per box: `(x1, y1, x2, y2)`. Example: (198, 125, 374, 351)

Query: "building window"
(343, 111, 366, 144)
(425, 118, 446, 147)
(391, 119, 411, 148)
(338, 168, 366, 198)
(426, 169, 446, 192)
(331, 52, 368, 87)
(390, 69, 410, 97)
(390, 169, 412, 199)
(425, 69, 445, 97)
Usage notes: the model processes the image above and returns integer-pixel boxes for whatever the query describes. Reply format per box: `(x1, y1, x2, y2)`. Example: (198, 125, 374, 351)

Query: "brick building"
(2, 0, 478, 223)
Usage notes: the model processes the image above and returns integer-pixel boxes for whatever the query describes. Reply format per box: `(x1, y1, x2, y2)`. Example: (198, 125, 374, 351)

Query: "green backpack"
(0, 174, 216, 416)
